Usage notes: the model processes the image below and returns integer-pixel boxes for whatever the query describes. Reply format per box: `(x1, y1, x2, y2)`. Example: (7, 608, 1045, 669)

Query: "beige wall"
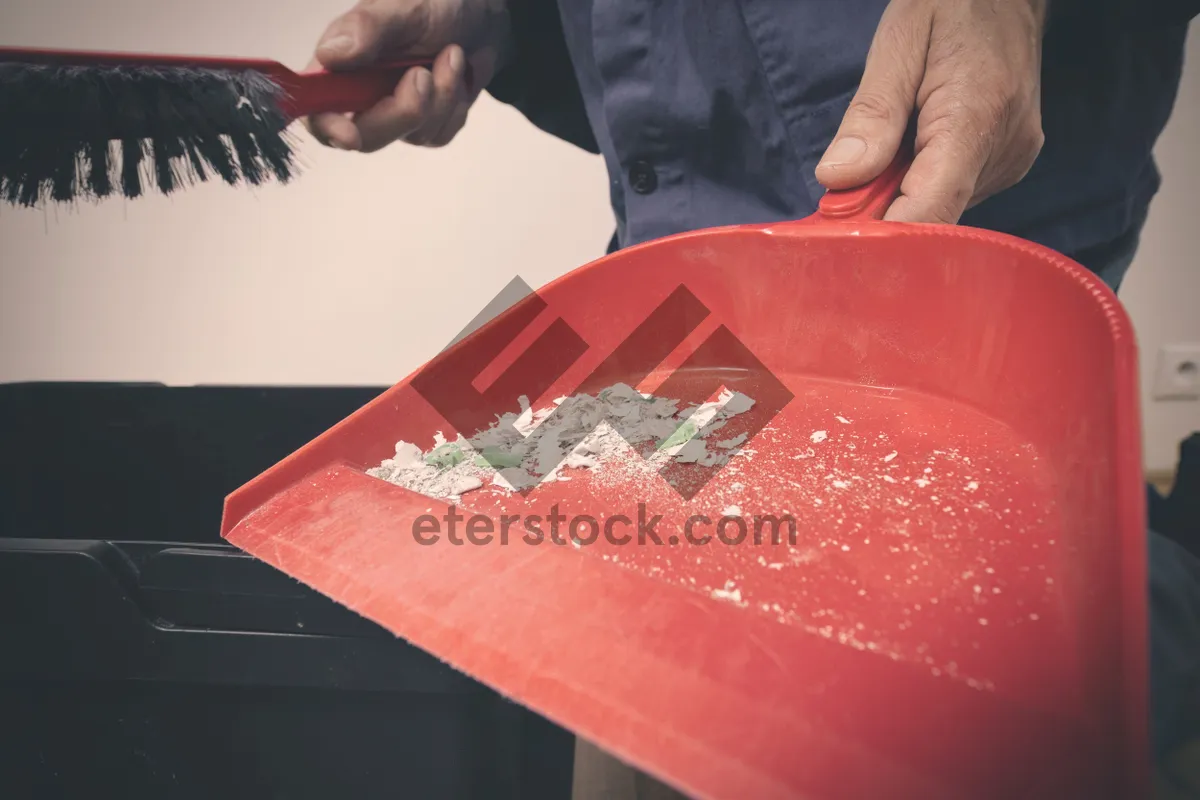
(1118, 30, 1200, 474)
(0, 0, 615, 387)
(1, 1, 1197, 472)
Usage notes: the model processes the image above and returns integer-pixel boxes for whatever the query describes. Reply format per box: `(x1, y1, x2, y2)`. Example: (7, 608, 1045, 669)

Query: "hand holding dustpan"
(223, 150, 1148, 800)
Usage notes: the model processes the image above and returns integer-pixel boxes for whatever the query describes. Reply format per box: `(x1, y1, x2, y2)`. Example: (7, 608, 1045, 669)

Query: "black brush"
(0, 46, 434, 207)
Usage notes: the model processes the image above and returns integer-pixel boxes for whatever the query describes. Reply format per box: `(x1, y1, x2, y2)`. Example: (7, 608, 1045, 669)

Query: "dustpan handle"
(815, 143, 913, 222)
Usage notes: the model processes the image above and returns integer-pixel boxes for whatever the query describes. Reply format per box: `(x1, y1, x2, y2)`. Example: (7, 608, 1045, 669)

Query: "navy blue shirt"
(488, 1, 1196, 265)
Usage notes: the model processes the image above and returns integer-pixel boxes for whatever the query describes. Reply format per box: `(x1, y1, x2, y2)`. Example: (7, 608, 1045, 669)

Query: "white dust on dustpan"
(366, 383, 757, 503)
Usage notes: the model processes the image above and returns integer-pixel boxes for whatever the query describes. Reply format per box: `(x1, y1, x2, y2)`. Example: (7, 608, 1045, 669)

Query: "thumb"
(315, 2, 425, 69)
(816, 10, 928, 190)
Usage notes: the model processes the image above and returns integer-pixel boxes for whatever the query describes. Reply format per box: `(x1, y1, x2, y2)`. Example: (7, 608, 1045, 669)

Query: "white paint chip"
(711, 580, 744, 605)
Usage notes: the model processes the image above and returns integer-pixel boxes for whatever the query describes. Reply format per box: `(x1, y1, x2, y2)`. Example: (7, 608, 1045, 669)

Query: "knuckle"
(942, 69, 1021, 126)
(1020, 120, 1045, 156)
(997, 88, 1028, 123)
(926, 114, 991, 166)
(354, 0, 395, 24)
(846, 91, 899, 125)
(357, 0, 427, 49)
(358, 0, 414, 19)
(924, 189, 969, 225)
(336, 7, 372, 37)
(918, 170, 974, 224)
(932, 207, 960, 225)
(1006, 128, 1044, 184)
(946, 184, 973, 221)
(990, 116, 1044, 188)
(966, 86, 1015, 128)
(924, 207, 957, 226)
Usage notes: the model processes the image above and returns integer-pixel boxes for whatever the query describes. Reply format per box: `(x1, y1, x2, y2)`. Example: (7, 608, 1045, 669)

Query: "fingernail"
(318, 34, 355, 57)
(448, 46, 465, 75)
(413, 68, 432, 101)
(820, 136, 867, 167)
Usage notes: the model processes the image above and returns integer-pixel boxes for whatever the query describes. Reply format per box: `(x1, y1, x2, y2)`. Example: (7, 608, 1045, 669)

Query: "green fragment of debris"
(659, 420, 698, 451)
(474, 448, 525, 469)
(425, 443, 466, 470)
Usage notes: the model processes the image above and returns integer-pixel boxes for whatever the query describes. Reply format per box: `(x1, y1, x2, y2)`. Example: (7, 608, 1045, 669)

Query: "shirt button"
(628, 161, 658, 194)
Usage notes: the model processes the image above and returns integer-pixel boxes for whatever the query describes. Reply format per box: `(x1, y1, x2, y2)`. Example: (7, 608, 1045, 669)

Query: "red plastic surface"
(221, 154, 1148, 800)
(0, 46, 433, 118)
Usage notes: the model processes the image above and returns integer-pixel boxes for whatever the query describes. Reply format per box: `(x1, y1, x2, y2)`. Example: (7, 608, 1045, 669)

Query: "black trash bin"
(0, 382, 575, 800)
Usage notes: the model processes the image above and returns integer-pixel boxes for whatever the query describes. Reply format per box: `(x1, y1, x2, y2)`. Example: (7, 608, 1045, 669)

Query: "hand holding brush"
(304, 0, 511, 153)
(0, 0, 507, 207)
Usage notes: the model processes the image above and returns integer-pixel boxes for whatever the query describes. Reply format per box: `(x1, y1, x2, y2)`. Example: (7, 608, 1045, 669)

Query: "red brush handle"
(270, 60, 442, 118)
(0, 46, 446, 120)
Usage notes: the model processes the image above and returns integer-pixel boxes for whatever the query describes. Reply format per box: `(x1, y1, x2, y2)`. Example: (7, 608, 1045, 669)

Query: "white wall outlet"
(1153, 344, 1200, 400)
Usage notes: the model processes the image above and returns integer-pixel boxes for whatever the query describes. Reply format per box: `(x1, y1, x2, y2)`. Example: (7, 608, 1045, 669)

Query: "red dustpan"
(222, 153, 1148, 800)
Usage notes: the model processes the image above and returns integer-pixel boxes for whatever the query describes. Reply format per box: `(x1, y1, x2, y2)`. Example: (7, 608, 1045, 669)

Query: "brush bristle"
(0, 62, 299, 207)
